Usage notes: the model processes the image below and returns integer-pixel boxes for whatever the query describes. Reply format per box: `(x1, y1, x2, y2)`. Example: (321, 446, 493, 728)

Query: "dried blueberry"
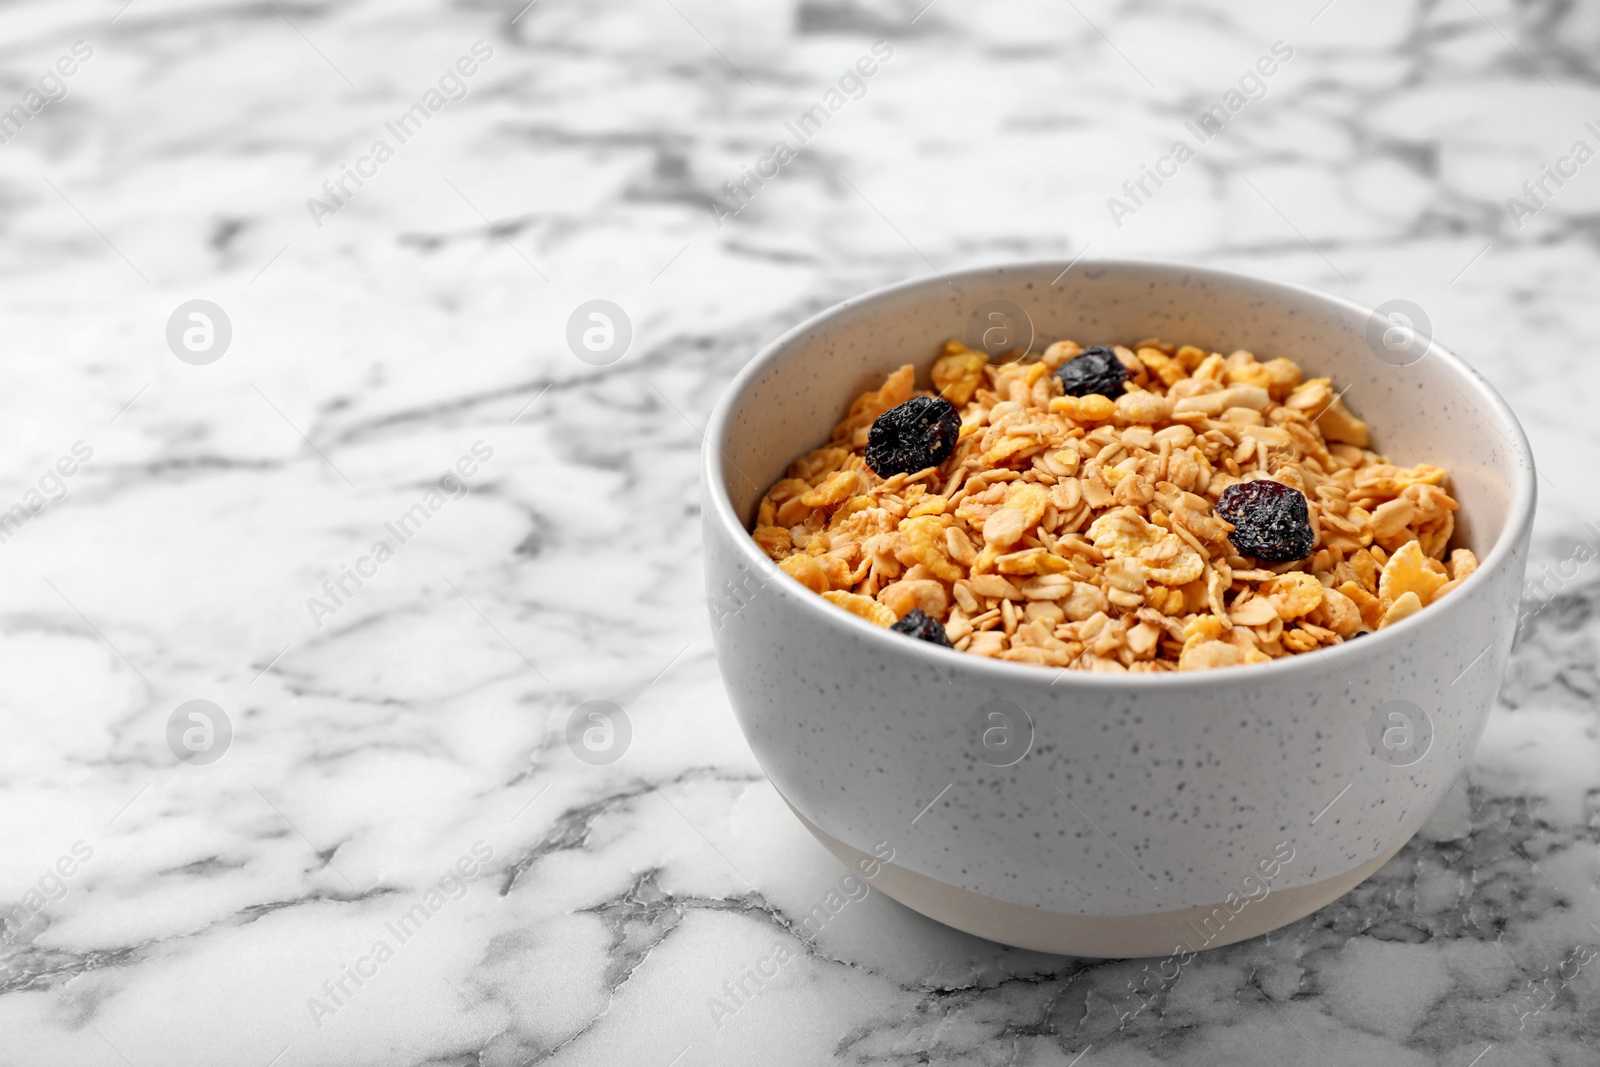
(865, 396, 961, 477)
(891, 608, 953, 648)
(1215, 479, 1317, 562)
(1054, 346, 1129, 398)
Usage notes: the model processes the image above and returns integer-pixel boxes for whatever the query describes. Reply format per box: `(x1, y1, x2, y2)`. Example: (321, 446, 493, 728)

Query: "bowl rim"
(702, 257, 1537, 690)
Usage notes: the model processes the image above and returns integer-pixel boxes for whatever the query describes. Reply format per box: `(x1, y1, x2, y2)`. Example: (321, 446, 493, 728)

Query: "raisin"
(890, 608, 954, 647)
(1215, 479, 1316, 563)
(865, 396, 961, 477)
(1054, 346, 1129, 398)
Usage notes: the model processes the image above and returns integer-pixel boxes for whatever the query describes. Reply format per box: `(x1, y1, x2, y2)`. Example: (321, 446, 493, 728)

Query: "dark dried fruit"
(865, 396, 961, 477)
(891, 608, 953, 647)
(1054, 346, 1129, 398)
(1215, 479, 1316, 562)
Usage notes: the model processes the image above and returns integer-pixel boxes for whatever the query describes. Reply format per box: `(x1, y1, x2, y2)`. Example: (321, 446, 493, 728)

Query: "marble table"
(2, 0, 1598, 1063)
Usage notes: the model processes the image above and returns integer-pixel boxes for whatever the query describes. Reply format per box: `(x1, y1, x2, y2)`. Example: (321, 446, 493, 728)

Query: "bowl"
(701, 259, 1534, 958)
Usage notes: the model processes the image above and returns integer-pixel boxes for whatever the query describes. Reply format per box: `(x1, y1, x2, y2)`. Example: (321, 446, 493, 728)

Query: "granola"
(750, 339, 1475, 672)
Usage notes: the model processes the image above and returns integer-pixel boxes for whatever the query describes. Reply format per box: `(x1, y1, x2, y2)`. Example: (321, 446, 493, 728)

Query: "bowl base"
(784, 797, 1404, 959)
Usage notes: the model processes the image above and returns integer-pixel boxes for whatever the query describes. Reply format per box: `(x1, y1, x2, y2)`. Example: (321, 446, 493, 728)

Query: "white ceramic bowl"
(702, 260, 1534, 958)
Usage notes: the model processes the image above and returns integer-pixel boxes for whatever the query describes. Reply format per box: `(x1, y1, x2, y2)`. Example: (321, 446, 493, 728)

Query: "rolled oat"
(750, 337, 1475, 672)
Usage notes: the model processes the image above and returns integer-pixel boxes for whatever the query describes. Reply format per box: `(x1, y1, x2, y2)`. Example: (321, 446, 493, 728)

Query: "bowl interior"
(713, 260, 1530, 567)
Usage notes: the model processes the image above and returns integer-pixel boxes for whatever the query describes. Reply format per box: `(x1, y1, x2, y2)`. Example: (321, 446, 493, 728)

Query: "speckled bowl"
(702, 259, 1534, 958)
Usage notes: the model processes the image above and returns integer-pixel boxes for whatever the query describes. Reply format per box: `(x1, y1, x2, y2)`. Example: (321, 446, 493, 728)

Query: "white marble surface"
(1, 0, 1599, 1063)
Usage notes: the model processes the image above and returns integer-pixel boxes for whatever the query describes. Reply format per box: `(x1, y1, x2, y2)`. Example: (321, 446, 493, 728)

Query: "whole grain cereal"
(749, 338, 1477, 673)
